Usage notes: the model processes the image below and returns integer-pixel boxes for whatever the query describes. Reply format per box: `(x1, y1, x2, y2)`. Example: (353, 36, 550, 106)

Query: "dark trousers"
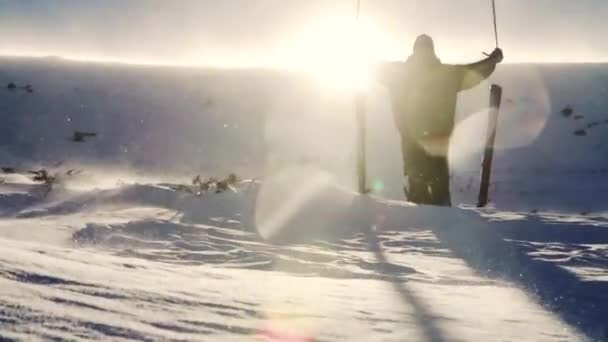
(401, 137, 451, 206)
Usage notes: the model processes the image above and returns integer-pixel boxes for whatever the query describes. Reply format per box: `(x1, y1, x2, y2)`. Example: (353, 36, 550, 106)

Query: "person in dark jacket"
(378, 34, 503, 206)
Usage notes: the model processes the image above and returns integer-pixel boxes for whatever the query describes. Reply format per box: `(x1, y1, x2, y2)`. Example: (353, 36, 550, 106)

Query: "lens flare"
(451, 67, 551, 168)
(254, 166, 353, 243)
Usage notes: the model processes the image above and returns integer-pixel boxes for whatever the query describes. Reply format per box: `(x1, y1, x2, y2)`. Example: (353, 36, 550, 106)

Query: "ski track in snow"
(0, 178, 606, 341)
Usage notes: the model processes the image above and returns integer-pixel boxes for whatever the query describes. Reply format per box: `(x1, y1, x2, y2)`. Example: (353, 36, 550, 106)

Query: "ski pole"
(355, 0, 367, 194)
(478, 0, 503, 207)
(478, 84, 502, 207)
(483, 0, 499, 56)
(491, 0, 499, 48)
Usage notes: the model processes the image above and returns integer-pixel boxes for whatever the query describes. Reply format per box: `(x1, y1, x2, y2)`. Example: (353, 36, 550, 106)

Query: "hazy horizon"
(2, 54, 608, 72)
(1, 0, 607, 68)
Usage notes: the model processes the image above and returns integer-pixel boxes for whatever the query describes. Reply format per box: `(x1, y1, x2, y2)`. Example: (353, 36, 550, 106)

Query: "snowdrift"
(1, 170, 606, 339)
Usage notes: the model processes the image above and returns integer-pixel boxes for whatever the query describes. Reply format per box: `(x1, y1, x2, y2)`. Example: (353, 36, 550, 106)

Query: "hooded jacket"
(378, 51, 498, 141)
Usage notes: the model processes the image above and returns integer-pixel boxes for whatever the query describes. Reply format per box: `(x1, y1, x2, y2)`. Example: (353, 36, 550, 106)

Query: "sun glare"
(280, 16, 393, 92)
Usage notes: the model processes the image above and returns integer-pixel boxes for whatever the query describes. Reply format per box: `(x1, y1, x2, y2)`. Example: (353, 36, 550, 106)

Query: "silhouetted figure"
(378, 34, 503, 206)
(71, 131, 97, 142)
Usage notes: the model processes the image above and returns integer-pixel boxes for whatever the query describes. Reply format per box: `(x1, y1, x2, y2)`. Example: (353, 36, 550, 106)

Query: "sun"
(279, 16, 393, 92)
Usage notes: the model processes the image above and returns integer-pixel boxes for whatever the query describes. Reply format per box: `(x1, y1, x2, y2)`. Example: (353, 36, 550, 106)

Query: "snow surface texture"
(1, 173, 606, 341)
(1, 58, 607, 341)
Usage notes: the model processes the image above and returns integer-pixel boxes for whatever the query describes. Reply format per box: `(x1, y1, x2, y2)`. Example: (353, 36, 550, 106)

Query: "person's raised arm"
(458, 48, 503, 91)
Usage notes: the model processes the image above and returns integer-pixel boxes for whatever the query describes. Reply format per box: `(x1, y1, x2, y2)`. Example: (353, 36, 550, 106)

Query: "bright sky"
(1, 0, 607, 68)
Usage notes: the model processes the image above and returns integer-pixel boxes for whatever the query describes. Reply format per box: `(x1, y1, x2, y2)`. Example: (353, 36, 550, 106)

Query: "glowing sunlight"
(279, 16, 394, 92)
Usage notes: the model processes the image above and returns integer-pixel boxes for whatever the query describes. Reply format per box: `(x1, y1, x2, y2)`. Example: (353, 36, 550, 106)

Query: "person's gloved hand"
(490, 48, 504, 63)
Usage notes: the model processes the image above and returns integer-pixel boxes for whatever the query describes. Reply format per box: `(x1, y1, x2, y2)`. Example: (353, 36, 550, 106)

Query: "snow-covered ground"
(1, 57, 608, 341)
(1, 174, 605, 341)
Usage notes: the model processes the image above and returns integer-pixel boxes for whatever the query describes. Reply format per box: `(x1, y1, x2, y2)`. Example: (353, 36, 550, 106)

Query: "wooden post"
(356, 92, 367, 194)
(477, 84, 502, 207)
